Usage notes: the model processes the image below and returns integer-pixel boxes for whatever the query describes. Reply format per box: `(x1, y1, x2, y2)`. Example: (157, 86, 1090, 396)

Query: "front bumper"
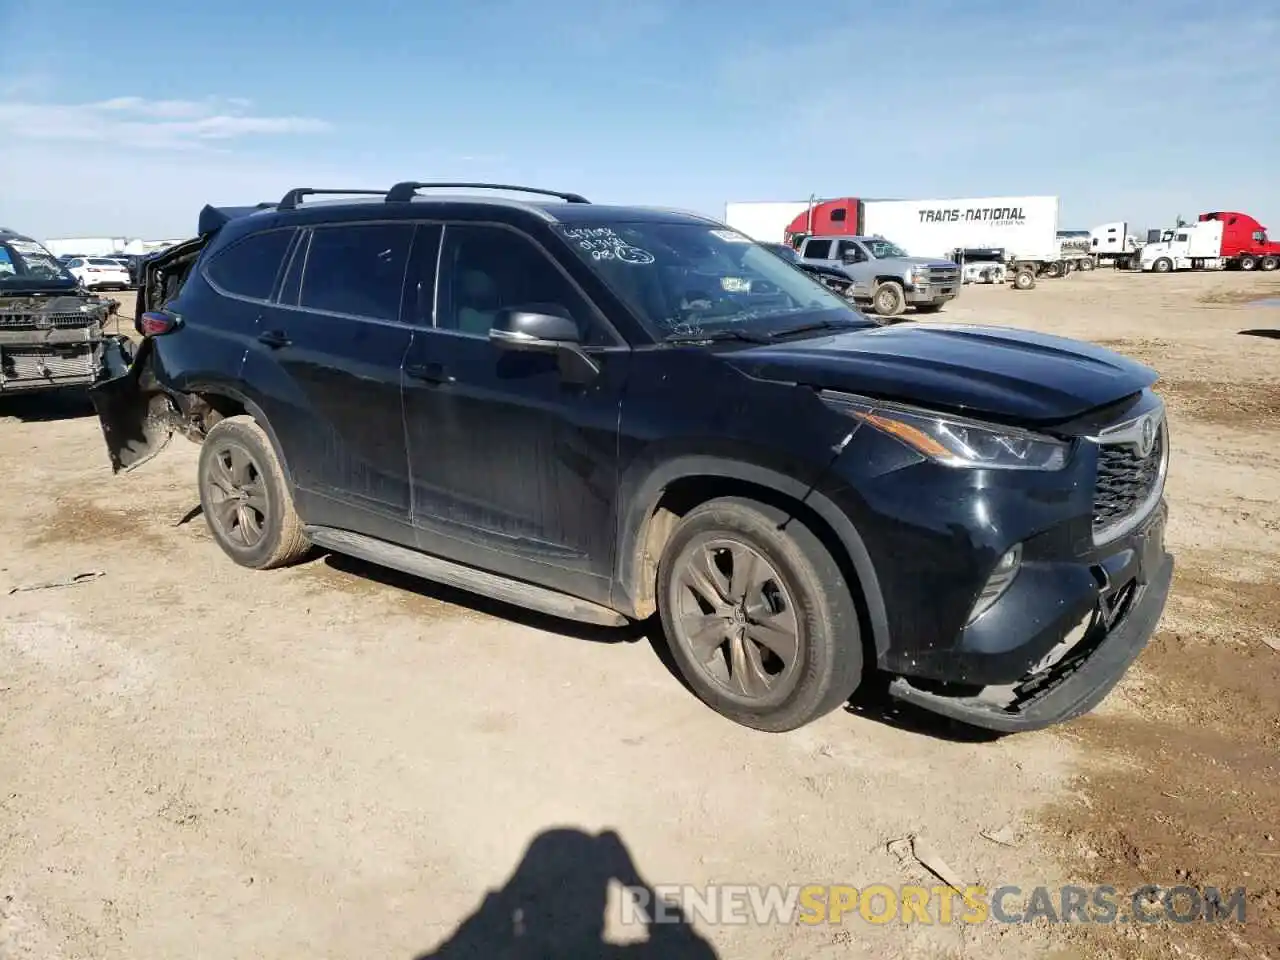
(0, 328, 109, 393)
(904, 282, 959, 305)
(888, 505, 1172, 732)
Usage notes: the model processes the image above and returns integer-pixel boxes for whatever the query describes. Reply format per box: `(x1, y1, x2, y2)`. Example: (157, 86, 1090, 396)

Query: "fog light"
(966, 543, 1023, 625)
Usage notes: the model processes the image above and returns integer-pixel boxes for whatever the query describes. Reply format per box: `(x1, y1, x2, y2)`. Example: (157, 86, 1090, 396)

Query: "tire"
(1152, 258, 1173, 273)
(1044, 261, 1064, 278)
(871, 281, 906, 317)
(197, 415, 311, 570)
(656, 497, 863, 733)
(1079, 258, 1095, 271)
(1013, 268, 1036, 290)
(1261, 256, 1278, 272)
(1240, 255, 1257, 271)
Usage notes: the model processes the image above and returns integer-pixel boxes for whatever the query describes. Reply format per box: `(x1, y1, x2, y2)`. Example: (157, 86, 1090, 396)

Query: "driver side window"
(436, 224, 606, 345)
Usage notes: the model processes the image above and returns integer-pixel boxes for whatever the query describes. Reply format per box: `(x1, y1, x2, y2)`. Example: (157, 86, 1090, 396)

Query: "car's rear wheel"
(198, 415, 311, 570)
(656, 497, 863, 732)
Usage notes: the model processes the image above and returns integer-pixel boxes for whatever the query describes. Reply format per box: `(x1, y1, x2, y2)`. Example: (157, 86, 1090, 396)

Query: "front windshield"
(554, 221, 868, 339)
(0, 238, 77, 287)
(864, 238, 909, 259)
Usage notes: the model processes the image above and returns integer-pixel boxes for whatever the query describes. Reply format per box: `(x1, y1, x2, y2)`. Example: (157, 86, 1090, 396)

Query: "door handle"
(257, 329, 291, 349)
(405, 362, 455, 384)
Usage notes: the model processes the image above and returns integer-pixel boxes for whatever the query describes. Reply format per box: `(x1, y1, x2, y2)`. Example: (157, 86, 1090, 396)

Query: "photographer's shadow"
(414, 827, 719, 959)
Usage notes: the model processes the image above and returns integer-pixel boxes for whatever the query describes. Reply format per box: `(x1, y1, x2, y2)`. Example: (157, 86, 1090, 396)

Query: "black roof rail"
(384, 181, 590, 204)
(277, 188, 390, 211)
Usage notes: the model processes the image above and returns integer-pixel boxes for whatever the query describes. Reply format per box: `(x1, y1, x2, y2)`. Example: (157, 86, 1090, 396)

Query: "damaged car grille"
(0, 310, 100, 330)
(1092, 411, 1167, 544)
(1, 345, 99, 383)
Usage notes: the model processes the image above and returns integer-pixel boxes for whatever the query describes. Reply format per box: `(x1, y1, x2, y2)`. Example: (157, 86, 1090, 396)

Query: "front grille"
(1093, 419, 1166, 541)
(0, 310, 100, 330)
(928, 267, 960, 284)
(1, 345, 98, 384)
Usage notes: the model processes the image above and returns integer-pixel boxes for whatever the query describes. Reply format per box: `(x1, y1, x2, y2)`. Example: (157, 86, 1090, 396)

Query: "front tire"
(197, 415, 311, 570)
(871, 281, 906, 317)
(656, 497, 863, 732)
(1152, 258, 1173, 273)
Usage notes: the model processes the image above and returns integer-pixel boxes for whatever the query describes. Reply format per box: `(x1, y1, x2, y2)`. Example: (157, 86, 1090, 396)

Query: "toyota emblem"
(1137, 415, 1157, 457)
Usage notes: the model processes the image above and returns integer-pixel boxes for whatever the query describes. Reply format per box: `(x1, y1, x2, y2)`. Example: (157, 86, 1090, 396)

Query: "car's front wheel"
(197, 415, 311, 569)
(656, 497, 863, 732)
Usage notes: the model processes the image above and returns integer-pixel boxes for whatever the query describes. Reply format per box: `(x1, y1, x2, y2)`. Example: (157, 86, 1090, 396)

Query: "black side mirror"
(489, 307, 600, 383)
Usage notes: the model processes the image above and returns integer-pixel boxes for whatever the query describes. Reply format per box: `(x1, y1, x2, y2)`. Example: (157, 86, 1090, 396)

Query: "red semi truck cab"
(1198, 211, 1280, 269)
(783, 198, 866, 246)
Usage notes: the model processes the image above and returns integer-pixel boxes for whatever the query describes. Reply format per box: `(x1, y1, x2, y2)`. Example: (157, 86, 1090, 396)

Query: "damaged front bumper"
(888, 505, 1173, 733)
(0, 296, 121, 394)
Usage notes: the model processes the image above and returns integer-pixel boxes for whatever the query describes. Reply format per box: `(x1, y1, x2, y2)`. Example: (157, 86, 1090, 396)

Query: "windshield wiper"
(662, 328, 771, 345)
(765, 319, 863, 339)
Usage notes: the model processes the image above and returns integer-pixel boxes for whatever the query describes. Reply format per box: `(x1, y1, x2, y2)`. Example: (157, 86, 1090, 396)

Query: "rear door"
(241, 220, 418, 543)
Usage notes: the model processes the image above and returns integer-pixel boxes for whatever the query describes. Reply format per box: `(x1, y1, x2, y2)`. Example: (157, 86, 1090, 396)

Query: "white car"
(65, 256, 132, 290)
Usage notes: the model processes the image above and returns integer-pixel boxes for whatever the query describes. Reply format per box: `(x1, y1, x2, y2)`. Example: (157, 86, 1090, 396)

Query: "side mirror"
(488, 307, 600, 383)
(489, 308, 581, 350)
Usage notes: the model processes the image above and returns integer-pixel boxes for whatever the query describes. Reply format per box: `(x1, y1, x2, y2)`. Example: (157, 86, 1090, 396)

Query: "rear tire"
(1260, 255, 1278, 272)
(197, 415, 311, 570)
(1240, 255, 1258, 271)
(1013, 268, 1036, 290)
(656, 497, 863, 733)
(1079, 257, 1095, 271)
(1044, 260, 1064, 278)
(871, 281, 906, 317)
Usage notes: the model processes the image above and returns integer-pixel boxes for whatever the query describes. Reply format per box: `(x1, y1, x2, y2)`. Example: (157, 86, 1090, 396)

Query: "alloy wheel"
(204, 441, 270, 549)
(669, 536, 802, 701)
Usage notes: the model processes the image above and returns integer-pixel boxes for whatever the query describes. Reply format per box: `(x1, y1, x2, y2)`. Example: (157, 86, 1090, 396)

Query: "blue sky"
(1, 0, 1276, 240)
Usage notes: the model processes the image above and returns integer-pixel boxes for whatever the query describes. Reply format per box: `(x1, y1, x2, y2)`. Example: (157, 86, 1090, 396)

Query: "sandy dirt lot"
(1, 269, 1277, 959)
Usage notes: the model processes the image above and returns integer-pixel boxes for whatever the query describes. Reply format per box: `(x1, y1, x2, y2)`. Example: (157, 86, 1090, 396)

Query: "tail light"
(139, 311, 181, 336)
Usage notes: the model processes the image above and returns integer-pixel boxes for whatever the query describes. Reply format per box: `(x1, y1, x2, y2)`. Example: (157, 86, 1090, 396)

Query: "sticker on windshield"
(562, 227, 655, 265)
(720, 277, 750, 293)
(709, 229, 751, 243)
(7, 239, 52, 256)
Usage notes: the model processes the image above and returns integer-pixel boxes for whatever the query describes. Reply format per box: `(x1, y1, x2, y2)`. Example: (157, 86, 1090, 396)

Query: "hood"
(892, 256, 957, 269)
(726, 322, 1158, 423)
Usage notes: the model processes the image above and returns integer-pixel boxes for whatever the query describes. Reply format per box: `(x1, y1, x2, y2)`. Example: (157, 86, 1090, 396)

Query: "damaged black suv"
(1, 228, 123, 396)
(90, 183, 1173, 734)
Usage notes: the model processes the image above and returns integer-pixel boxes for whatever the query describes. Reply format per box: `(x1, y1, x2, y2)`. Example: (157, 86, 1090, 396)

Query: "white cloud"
(0, 95, 332, 149)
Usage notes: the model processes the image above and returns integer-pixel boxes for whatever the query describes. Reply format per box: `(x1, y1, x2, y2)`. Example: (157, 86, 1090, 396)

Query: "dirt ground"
(1, 269, 1277, 960)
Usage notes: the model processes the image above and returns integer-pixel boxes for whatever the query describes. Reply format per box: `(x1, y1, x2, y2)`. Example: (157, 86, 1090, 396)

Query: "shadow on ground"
(1239, 328, 1280, 339)
(413, 827, 719, 959)
(0, 388, 97, 423)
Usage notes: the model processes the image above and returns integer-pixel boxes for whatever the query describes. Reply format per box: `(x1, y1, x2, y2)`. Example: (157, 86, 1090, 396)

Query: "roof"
(198, 183, 721, 236)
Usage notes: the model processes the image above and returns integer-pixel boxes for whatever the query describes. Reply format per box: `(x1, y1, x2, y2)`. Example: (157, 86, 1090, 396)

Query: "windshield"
(554, 221, 869, 340)
(0, 238, 78, 289)
(864, 238, 909, 259)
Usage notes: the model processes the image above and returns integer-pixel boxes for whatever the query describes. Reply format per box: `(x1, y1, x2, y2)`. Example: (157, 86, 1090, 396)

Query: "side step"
(304, 525, 629, 628)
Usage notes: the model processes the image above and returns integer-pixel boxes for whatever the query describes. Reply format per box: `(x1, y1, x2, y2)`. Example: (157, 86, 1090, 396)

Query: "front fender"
(611, 452, 891, 658)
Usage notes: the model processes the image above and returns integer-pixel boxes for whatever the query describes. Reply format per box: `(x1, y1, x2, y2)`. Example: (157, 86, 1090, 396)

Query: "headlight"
(821, 391, 1070, 470)
(910, 265, 930, 278)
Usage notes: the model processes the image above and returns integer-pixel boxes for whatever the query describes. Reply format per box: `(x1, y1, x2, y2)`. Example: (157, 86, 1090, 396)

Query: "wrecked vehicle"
(0, 228, 125, 395)
(90, 184, 1173, 735)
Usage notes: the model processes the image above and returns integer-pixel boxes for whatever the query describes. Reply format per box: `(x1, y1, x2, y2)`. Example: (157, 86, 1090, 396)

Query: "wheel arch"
(183, 385, 296, 489)
(614, 456, 891, 661)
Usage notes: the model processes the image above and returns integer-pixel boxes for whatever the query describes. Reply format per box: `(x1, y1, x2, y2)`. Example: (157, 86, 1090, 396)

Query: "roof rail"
(384, 181, 590, 204)
(277, 188, 389, 211)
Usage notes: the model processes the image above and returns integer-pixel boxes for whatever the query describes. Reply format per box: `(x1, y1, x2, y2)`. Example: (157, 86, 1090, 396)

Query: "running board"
(304, 525, 629, 628)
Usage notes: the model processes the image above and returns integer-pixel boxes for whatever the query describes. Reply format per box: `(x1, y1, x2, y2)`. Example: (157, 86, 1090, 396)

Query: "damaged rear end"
(90, 233, 210, 472)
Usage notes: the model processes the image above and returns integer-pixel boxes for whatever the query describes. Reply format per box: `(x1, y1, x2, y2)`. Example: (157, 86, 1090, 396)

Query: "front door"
(244, 220, 418, 543)
(399, 220, 629, 603)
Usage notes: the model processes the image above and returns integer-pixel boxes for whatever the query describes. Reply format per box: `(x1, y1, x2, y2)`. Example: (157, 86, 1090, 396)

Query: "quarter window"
(298, 223, 414, 321)
(205, 229, 295, 301)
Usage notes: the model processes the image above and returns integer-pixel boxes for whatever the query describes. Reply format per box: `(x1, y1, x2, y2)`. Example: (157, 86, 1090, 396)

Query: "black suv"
(1, 228, 121, 396)
(90, 183, 1173, 734)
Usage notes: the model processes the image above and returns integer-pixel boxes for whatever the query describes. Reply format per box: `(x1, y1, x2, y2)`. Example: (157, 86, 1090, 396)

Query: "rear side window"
(299, 222, 414, 321)
(205, 229, 295, 301)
